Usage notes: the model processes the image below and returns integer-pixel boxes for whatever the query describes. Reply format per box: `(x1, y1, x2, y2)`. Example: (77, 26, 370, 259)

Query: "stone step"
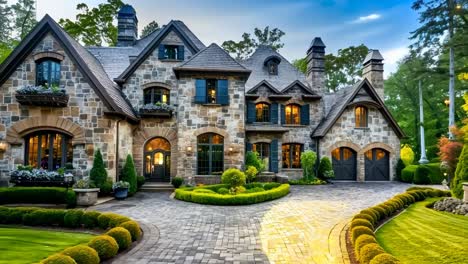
(140, 182, 174, 192)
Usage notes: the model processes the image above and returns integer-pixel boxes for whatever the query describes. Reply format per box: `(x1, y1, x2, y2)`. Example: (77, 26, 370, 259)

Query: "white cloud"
(352, 13, 381, 24)
(382, 46, 409, 78)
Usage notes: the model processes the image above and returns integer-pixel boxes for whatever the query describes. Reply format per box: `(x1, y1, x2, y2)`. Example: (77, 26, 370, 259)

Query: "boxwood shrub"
(354, 234, 377, 259)
(0, 187, 76, 207)
(350, 219, 374, 230)
(40, 253, 77, 264)
(106, 227, 132, 251)
(81, 211, 102, 228)
(351, 226, 374, 243)
(119, 220, 142, 241)
(369, 253, 400, 264)
(64, 210, 84, 228)
(359, 243, 385, 264)
(87, 235, 119, 260)
(401, 165, 417, 183)
(174, 184, 289, 205)
(23, 209, 66, 226)
(62, 245, 100, 264)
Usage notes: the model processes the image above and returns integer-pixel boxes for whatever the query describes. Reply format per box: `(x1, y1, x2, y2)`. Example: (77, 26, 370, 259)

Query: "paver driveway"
(92, 182, 414, 264)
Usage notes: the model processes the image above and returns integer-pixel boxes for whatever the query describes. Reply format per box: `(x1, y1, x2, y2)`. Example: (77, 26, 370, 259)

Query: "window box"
(139, 103, 175, 118)
(10, 168, 74, 187)
(15, 86, 68, 107)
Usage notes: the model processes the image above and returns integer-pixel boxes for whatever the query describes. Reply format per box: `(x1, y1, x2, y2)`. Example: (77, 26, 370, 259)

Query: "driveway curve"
(92, 182, 413, 264)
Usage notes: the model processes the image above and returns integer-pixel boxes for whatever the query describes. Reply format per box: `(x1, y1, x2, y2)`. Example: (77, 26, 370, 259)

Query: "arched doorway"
(332, 147, 357, 180)
(365, 148, 389, 181)
(144, 137, 171, 182)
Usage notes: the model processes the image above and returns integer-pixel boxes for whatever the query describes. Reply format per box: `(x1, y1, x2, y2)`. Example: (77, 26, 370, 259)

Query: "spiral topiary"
(62, 245, 100, 264)
(119, 220, 142, 241)
(106, 227, 132, 251)
(369, 253, 401, 264)
(40, 254, 77, 264)
(87, 235, 119, 260)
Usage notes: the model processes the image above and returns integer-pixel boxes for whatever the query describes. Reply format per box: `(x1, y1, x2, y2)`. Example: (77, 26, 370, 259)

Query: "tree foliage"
(90, 150, 108, 188)
(59, 0, 124, 46)
(401, 144, 416, 166)
(451, 143, 468, 198)
(141, 20, 159, 38)
(222, 26, 285, 60)
(11, 0, 37, 40)
(121, 154, 137, 195)
(300, 150, 317, 181)
(293, 44, 369, 92)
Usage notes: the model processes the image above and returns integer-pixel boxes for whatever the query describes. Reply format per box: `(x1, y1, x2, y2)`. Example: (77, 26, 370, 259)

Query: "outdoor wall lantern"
(0, 141, 7, 152)
(186, 146, 193, 156)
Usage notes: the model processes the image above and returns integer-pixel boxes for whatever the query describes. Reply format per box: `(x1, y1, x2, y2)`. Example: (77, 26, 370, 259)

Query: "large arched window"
(285, 104, 301, 125)
(144, 87, 170, 105)
(282, 143, 302, 169)
(197, 133, 224, 175)
(255, 103, 270, 122)
(36, 59, 61, 86)
(24, 131, 72, 170)
(355, 106, 368, 128)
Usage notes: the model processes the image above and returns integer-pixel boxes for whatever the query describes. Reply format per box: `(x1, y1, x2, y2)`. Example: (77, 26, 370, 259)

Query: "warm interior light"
(0, 141, 6, 152)
(229, 147, 233, 152)
(187, 146, 192, 152)
(444, 99, 450, 106)
(456, 4, 462, 9)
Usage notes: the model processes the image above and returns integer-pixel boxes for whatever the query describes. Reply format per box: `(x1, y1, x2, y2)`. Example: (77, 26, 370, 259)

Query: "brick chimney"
(306, 37, 326, 93)
(362, 49, 384, 100)
(117, 5, 138, 47)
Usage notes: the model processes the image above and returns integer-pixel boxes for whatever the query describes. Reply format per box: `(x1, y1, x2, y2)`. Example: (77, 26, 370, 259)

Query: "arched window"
(36, 59, 61, 86)
(285, 104, 301, 125)
(267, 60, 278, 75)
(197, 133, 224, 175)
(282, 143, 302, 169)
(355, 106, 368, 128)
(144, 87, 170, 105)
(255, 103, 270, 122)
(24, 131, 72, 170)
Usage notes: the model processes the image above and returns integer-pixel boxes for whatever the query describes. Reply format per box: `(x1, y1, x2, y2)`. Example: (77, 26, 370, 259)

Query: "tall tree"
(293, 44, 369, 92)
(0, 0, 12, 43)
(11, 0, 37, 40)
(59, 0, 124, 46)
(222, 26, 285, 60)
(141, 20, 159, 38)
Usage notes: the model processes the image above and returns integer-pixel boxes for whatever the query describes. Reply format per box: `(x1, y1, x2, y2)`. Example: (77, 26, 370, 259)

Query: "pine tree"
(451, 144, 468, 198)
(90, 149, 107, 188)
(121, 154, 137, 195)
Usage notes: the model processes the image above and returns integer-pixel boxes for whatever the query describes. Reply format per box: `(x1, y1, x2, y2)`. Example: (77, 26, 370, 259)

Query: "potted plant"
(113, 181, 130, 200)
(72, 179, 100, 206)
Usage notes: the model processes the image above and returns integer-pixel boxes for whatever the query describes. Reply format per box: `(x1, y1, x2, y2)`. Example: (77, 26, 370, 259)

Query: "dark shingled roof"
(363, 49, 384, 64)
(174, 43, 250, 74)
(312, 79, 405, 138)
(242, 45, 310, 92)
(0, 15, 138, 121)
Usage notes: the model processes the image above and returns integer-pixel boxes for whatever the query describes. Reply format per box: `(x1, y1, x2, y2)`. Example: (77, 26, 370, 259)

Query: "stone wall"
(0, 33, 121, 184)
(319, 105, 400, 181)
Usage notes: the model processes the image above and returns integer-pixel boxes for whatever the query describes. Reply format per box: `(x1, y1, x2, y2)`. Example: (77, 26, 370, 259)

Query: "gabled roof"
(282, 80, 316, 95)
(242, 45, 309, 92)
(312, 79, 405, 138)
(247, 80, 281, 94)
(173, 43, 251, 76)
(0, 15, 138, 121)
(114, 20, 206, 83)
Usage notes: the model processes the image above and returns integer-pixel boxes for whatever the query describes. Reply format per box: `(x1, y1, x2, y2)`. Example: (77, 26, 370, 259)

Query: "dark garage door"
(365, 148, 389, 181)
(332, 147, 357, 180)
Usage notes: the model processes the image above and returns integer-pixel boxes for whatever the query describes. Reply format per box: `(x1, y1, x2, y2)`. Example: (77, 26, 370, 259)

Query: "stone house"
(0, 5, 404, 186)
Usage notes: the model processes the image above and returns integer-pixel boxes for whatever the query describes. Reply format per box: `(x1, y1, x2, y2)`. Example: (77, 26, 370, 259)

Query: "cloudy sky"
(29, 0, 420, 78)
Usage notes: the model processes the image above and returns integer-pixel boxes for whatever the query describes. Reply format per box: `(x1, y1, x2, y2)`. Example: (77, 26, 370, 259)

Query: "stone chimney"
(117, 5, 138, 47)
(362, 49, 384, 100)
(306, 37, 326, 93)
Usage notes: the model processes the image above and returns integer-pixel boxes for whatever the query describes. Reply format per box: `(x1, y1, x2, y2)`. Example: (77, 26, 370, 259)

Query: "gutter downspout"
(115, 119, 122, 182)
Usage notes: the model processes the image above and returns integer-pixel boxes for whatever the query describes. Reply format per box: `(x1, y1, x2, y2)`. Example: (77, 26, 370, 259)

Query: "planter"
(15, 93, 69, 107)
(73, 188, 100, 206)
(114, 187, 129, 200)
(139, 109, 173, 118)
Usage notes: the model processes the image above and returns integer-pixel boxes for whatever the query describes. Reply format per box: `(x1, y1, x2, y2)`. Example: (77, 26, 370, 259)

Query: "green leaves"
(141, 21, 159, 38)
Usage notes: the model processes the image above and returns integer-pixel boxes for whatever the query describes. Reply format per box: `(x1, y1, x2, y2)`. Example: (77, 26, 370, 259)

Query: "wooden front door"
(365, 148, 389, 181)
(332, 147, 357, 180)
(144, 150, 170, 182)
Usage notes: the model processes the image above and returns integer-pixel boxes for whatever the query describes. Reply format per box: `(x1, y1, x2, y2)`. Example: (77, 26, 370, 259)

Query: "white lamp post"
(418, 80, 429, 164)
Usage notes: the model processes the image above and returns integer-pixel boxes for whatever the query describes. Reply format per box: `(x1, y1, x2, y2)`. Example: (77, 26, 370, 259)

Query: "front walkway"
(91, 182, 413, 264)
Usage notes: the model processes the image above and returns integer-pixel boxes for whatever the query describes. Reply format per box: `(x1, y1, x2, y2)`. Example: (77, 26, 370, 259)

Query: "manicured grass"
(0, 226, 95, 264)
(376, 198, 468, 264)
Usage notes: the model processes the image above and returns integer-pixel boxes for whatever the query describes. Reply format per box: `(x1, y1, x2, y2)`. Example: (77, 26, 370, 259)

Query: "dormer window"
(158, 45, 185, 60)
(355, 106, 368, 128)
(264, 55, 281, 76)
(36, 59, 61, 86)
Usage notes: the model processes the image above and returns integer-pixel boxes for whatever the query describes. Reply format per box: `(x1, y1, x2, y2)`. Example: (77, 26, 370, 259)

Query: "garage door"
(365, 148, 389, 181)
(332, 147, 357, 180)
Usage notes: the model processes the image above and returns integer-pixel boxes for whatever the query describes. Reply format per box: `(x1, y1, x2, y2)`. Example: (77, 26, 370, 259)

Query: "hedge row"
(0, 207, 142, 263)
(350, 187, 450, 264)
(0, 187, 76, 208)
(401, 163, 444, 184)
(174, 184, 290, 205)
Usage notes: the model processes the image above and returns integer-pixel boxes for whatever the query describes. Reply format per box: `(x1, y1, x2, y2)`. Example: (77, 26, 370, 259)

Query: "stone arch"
(142, 81, 172, 90)
(327, 141, 361, 154)
(358, 142, 395, 155)
(249, 138, 272, 144)
(192, 127, 229, 140)
(284, 98, 304, 106)
(33, 51, 65, 62)
(254, 97, 272, 104)
(6, 117, 85, 145)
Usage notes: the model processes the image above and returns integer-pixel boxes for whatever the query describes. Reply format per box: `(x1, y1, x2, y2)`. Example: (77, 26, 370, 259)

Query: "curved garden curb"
(329, 218, 352, 264)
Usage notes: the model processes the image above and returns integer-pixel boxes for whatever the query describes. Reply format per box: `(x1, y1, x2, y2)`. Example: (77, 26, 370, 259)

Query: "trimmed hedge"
(349, 187, 450, 264)
(119, 220, 141, 241)
(62, 245, 100, 264)
(401, 165, 417, 183)
(81, 211, 102, 228)
(400, 163, 444, 184)
(98, 212, 130, 229)
(106, 227, 132, 251)
(64, 210, 84, 228)
(174, 184, 290, 205)
(40, 254, 77, 264)
(88, 235, 119, 260)
(0, 187, 76, 208)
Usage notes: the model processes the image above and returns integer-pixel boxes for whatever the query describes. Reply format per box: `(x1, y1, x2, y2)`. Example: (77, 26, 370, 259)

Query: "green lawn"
(376, 198, 468, 264)
(0, 227, 95, 264)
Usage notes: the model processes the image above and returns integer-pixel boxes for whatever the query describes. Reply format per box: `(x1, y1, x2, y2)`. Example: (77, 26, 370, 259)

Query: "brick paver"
(91, 182, 414, 264)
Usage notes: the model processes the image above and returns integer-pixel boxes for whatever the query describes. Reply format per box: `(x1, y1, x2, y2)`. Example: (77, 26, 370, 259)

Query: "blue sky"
(30, 0, 420, 78)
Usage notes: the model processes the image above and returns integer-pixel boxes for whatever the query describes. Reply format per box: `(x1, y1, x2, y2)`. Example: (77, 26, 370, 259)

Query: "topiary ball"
(369, 253, 401, 264)
(351, 226, 374, 243)
(221, 168, 246, 188)
(360, 209, 378, 224)
(354, 234, 377, 260)
(97, 212, 129, 229)
(40, 253, 77, 264)
(64, 210, 84, 228)
(352, 213, 374, 224)
(119, 220, 142, 241)
(108, 215, 131, 228)
(217, 187, 229, 195)
(350, 219, 374, 231)
(106, 227, 132, 251)
(360, 243, 385, 264)
(62, 245, 100, 264)
(87, 235, 119, 260)
(81, 211, 101, 229)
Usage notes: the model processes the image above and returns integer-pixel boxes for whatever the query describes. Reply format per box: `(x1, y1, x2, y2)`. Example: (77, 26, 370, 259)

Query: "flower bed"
(0, 206, 142, 263)
(174, 183, 290, 205)
(10, 167, 74, 187)
(139, 103, 175, 118)
(0, 187, 77, 208)
(348, 186, 451, 264)
(15, 85, 69, 107)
